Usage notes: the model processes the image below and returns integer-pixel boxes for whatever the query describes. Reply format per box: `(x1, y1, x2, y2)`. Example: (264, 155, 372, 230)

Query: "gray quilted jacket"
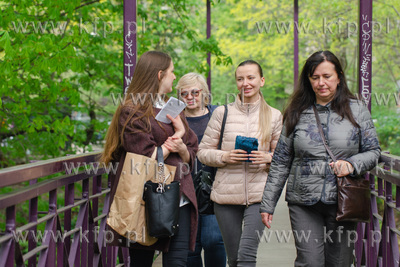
(260, 100, 381, 214)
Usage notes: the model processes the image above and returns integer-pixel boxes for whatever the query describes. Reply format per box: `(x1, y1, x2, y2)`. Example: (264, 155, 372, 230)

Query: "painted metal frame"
(207, 0, 212, 91)
(358, 0, 373, 111)
(0, 0, 398, 266)
(0, 153, 129, 266)
(355, 154, 400, 267)
(123, 0, 137, 93)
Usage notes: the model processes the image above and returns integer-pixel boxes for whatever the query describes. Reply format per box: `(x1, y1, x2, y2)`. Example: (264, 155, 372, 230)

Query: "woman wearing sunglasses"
(176, 73, 227, 267)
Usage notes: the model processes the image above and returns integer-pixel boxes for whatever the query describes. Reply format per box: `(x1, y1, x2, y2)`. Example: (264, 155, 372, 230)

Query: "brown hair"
(283, 50, 359, 135)
(100, 51, 175, 164)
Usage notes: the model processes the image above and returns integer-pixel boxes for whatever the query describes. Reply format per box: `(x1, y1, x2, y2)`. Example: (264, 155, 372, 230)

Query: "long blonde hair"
(100, 51, 173, 164)
(235, 60, 272, 147)
(258, 92, 272, 147)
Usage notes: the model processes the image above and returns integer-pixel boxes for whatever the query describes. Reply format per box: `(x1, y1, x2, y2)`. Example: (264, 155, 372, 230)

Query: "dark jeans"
(129, 249, 154, 267)
(129, 205, 191, 267)
(187, 214, 226, 267)
(288, 202, 357, 267)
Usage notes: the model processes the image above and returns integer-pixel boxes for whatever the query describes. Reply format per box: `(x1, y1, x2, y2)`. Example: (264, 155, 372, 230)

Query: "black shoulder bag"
(143, 146, 180, 238)
(194, 105, 228, 215)
(312, 105, 370, 222)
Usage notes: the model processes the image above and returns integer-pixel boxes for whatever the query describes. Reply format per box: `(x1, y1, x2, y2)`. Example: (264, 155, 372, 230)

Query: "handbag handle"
(157, 146, 164, 164)
(312, 105, 337, 162)
(156, 146, 169, 192)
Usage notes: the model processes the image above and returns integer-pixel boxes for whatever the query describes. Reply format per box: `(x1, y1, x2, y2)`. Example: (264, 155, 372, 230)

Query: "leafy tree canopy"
(0, 0, 231, 167)
(1, 0, 399, 167)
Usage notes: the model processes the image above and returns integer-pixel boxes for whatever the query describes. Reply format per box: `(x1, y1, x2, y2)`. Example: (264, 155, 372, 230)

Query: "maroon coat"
(107, 105, 198, 252)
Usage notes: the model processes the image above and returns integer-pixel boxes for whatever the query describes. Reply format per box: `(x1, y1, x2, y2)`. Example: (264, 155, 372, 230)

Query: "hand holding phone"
(234, 135, 258, 162)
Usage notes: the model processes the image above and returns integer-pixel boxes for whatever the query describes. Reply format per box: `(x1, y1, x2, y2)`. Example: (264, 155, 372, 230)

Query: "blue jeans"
(187, 214, 226, 267)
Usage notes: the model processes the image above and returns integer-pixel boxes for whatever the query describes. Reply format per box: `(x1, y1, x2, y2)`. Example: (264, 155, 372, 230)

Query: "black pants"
(130, 205, 191, 267)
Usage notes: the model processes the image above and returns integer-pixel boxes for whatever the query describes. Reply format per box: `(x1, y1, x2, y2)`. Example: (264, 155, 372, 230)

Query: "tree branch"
(76, 0, 101, 11)
(60, 0, 100, 17)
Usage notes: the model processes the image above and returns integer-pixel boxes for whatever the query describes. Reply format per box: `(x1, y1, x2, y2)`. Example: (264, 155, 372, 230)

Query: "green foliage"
(209, 0, 400, 153)
(0, 0, 399, 256)
(3, 0, 397, 166)
(0, 0, 232, 237)
(373, 107, 400, 155)
(0, 0, 231, 168)
(0, 0, 120, 166)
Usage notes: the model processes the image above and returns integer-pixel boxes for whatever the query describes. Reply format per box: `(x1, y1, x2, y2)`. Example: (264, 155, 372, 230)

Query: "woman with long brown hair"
(101, 51, 199, 267)
(260, 50, 380, 266)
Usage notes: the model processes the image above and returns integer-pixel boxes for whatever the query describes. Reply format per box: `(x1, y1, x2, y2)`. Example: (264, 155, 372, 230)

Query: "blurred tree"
(0, 0, 399, 167)
(210, 0, 399, 152)
(0, 0, 231, 167)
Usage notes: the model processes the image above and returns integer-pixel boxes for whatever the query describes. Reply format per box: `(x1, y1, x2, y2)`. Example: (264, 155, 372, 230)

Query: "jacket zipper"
(245, 103, 250, 206)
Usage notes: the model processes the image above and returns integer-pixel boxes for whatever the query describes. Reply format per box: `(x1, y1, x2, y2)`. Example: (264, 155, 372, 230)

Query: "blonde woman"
(176, 73, 226, 267)
(197, 60, 283, 267)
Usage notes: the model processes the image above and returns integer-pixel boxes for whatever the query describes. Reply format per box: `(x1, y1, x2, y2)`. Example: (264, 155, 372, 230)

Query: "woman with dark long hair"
(101, 51, 198, 267)
(260, 50, 380, 266)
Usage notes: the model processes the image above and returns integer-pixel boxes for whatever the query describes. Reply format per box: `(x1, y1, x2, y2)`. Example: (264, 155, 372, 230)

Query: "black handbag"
(313, 105, 371, 223)
(143, 147, 180, 238)
(194, 105, 228, 215)
(194, 169, 214, 214)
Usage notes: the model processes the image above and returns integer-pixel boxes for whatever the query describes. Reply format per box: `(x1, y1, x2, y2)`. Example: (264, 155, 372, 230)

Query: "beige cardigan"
(197, 95, 283, 205)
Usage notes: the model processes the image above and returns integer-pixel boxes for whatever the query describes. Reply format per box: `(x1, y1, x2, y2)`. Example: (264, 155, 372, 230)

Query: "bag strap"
(312, 105, 337, 162)
(157, 146, 164, 164)
(156, 146, 168, 190)
(197, 105, 227, 172)
(206, 105, 212, 120)
(218, 105, 228, 150)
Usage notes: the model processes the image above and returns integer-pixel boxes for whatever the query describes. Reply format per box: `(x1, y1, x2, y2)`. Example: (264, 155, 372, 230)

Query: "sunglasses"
(179, 89, 202, 98)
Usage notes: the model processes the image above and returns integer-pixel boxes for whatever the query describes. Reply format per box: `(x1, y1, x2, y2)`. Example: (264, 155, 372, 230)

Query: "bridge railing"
(356, 153, 400, 267)
(0, 152, 399, 266)
(0, 152, 129, 266)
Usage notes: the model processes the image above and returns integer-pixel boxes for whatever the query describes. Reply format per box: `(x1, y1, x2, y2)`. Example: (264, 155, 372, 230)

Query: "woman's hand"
(163, 136, 190, 163)
(221, 149, 249, 164)
(329, 160, 354, 177)
(164, 137, 186, 154)
(166, 114, 185, 138)
(249, 151, 273, 165)
(261, 212, 273, 229)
